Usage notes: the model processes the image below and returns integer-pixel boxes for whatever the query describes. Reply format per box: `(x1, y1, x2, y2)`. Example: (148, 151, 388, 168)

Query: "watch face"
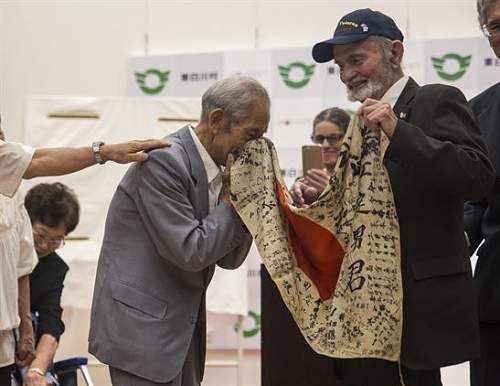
(92, 141, 105, 164)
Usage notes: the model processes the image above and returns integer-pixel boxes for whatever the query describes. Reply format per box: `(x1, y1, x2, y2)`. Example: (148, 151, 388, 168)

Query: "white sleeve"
(0, 140, 35, 198)
(16, 195, 38, 277)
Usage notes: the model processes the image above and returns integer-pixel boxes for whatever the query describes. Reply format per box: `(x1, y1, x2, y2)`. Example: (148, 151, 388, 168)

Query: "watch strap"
(92, 141, 106, 164)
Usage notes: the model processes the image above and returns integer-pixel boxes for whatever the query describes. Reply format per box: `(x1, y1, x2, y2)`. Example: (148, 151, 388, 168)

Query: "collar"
(188, 126, 221, 184)
(381, 75, 409, 108)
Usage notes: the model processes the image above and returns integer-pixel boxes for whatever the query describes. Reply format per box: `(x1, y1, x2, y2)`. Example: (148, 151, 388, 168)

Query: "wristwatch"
(92, 141, 106, 164)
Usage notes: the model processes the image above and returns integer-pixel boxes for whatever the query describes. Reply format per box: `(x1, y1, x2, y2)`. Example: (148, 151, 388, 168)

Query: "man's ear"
(208, 108, 225, 133)
(390, 41, 404, 68)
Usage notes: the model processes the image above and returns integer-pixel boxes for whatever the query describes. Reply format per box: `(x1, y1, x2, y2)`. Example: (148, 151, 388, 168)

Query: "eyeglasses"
(33, 230, 66, 250)
(311, 133, 344, 144)
(482, 21, 500, 37)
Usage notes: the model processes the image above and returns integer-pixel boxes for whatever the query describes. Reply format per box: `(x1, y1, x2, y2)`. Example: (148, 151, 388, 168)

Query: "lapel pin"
(399, 111, 407, 119)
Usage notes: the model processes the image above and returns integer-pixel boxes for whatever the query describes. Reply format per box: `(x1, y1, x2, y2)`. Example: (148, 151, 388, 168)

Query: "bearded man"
(310, 8, 494, 386)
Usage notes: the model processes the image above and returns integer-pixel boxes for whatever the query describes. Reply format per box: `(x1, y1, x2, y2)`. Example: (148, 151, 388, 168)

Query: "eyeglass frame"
(482, 20, 500, 37)
(32, 228, 66, 250)
(310, 133, 345, 144)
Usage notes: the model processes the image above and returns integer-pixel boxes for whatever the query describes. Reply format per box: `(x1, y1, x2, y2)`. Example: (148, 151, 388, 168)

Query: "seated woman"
(22, 182, 80, 386)
(290, 107, 350, 205)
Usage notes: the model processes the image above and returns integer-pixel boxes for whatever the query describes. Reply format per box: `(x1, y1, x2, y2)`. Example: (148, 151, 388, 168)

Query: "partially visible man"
(465, 1, 500, 385)
(89, 76, 269, 386)
(312, 8, 494, 386)
(0, 127, 38, 385)
(0, 121, 169, 198)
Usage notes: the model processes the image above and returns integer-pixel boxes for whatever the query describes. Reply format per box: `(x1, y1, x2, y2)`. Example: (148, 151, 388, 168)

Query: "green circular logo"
(234, 310, 261, 338)
(278, 62, 316, 89)
(431, 53, 472, 81)
(135, 69, 171, 95)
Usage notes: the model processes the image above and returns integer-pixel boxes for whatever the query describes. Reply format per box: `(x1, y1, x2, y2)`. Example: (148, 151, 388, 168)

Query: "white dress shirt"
(380, 75, 410, 109)
(189, 127, 222, 211)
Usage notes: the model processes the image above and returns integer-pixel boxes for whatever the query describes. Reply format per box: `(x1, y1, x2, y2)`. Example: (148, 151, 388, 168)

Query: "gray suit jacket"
(88, 126, 252, 383)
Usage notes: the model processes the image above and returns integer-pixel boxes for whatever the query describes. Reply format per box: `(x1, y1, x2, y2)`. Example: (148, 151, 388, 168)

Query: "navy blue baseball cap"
(312, 8, 404, 63)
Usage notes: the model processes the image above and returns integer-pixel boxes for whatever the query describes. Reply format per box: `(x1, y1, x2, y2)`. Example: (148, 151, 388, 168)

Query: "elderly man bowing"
(311, 8, 494, 386)
(89, 76, 270, 386)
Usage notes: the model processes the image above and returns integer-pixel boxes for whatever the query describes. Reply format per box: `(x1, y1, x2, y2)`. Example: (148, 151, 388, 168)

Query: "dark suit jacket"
(465, 83, 500, 326)
(89, 126, 252, 383)
(384, 78, 494, 369)
(30, 252, 68, 341)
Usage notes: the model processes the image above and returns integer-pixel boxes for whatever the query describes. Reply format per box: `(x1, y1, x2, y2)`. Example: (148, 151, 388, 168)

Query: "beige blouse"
(0, 190, 38, 366)
(0, 140, 34, 198)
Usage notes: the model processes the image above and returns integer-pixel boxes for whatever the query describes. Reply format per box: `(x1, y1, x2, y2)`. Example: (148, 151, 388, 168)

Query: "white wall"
(0, 0, 482, 142)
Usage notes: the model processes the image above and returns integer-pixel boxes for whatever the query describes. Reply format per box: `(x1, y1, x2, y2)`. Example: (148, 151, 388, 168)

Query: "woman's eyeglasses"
(311, 133, 344, 144)
(33, 230, 66, 250)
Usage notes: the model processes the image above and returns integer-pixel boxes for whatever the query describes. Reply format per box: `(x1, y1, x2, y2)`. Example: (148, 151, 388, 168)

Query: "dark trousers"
(333, 358, 442, 386)
(0, 364, 13, 385)
(470, 356, 500, 386)
(470, 323, 500, 386)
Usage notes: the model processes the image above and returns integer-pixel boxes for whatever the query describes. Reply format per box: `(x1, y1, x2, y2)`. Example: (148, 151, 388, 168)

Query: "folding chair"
(53, 357, 94, 386)
(12, 313, 95, 386)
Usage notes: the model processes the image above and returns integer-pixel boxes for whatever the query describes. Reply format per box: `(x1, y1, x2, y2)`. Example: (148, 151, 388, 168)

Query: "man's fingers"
(290, 182, 305, 205)
(307, 169, 329, 183)
(365, 106, 397, 138)
(358, 99, 391, 120)
(366, 109, 387, 124)
(101, 139, 170, 164)
(307, 168, 328, 178)
(359, 102, 394, 137)
(356, 98, 379, 116)
(305, 177, 326, 192)
(126, 152, 150, 162)
(222, 154, 234, 186)
(303, 186, 320, 204)
(292, 184, 304, 200)
(225, 153, 235, 170)
(133, 139, 171, 151)
(15, 352, 35, 367)
(363, 98, 379, 106)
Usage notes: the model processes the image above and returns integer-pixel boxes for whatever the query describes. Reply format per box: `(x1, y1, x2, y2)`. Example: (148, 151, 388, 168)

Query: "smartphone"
(302, 145, 324, 175)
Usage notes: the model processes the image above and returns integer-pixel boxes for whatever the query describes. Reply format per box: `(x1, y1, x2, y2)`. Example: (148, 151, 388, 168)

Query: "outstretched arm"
(24, 139, 170, 178)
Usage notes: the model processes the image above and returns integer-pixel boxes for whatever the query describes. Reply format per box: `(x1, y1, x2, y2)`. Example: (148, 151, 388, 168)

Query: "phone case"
(302, 145, 324, 175)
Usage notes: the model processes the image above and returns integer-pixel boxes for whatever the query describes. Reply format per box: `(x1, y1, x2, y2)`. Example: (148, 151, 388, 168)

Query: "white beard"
(345, 60, 395, 102)
(346, 79, 387, 102)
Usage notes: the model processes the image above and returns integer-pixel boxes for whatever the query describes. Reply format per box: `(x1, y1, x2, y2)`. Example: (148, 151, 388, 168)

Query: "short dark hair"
(313, 107, 351, 134)
(25, 182, 80, 234)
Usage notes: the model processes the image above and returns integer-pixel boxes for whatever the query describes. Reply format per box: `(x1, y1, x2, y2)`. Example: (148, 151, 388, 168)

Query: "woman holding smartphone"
(290, 107, 350, 206)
